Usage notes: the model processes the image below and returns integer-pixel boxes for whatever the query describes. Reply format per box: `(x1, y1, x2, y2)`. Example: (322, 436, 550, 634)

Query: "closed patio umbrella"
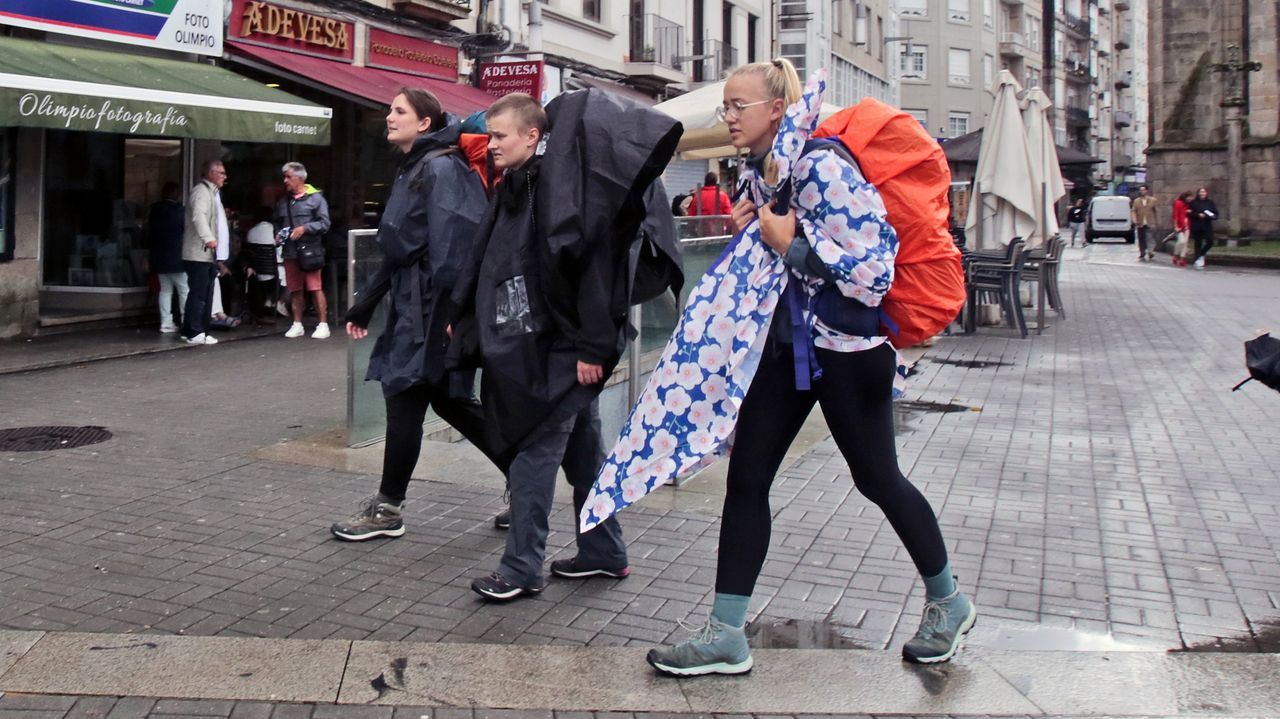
(1021, 87, 1066, 247)
(964, 71, 1037, 250)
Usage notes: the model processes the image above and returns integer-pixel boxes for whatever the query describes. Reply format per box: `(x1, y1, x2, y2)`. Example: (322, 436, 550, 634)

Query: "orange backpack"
(812, 98, 965, 348)
(459, 133, 498, 195)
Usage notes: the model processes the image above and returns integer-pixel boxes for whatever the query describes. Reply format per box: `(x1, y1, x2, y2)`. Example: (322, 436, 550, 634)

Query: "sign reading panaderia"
(0, 0, 224, 56)
(231, 0, 355, 61)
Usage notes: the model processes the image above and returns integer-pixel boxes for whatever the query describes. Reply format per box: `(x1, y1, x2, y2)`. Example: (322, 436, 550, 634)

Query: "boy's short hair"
(485, 93, 548, 135)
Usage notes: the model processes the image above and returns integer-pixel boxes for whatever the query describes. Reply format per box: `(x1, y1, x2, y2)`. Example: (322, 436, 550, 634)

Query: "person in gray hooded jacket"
(275, 162, 332, 338)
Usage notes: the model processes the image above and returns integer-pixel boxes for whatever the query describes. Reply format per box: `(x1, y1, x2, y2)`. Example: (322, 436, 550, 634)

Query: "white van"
(1086, 195, 1134, 243)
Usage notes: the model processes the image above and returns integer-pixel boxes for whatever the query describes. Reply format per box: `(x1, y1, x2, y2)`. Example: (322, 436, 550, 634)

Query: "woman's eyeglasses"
(715, 99, 771, 123)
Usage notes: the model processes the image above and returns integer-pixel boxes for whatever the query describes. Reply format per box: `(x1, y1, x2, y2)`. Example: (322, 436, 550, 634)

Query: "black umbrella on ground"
(1232, 333, 1280, 392)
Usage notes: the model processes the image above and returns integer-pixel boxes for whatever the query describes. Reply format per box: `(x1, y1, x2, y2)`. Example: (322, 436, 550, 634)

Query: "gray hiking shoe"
(330, 496, 405, 541)
(647, 617, 753, 677)
(902, 589, 976, 663)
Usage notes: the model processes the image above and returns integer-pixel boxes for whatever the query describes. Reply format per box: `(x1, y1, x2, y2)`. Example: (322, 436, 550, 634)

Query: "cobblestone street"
(1, 242, 1279, 717)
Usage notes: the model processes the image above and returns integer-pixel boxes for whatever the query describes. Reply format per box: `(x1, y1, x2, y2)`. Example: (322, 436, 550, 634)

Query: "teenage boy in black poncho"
(449, 91, 681, 601)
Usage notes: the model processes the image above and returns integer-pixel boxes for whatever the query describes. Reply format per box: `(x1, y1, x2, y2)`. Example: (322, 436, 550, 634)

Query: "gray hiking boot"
(902, 589, 977, 663)
(647, 617, 753, 677)
(330, 496, 405, 541)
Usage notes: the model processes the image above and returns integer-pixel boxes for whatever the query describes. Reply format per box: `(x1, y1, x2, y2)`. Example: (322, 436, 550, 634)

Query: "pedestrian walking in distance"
(1066, 198, 1085, 248)
(1131, 185, 1158, 261)
(1171, 191, 1192, 266)
(1188, 187, 1219, 270)
(644, 58, 975, 677)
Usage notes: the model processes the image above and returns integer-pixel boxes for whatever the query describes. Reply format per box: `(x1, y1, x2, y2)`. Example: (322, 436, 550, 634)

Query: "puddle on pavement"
(747, 618, 870, 650)
(894, 400, 980, 433)
(970, 624, 1167, 652)
(930, 357, 1012, 369)
(1173, 622, 1280, 653)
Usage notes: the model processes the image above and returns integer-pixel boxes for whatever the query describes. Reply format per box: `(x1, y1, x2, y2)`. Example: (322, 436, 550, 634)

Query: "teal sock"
(922, 563, 957, 600)
(711, 593, 750, 628)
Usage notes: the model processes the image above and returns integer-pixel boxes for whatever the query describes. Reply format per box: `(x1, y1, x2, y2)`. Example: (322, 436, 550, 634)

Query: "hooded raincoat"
(346, 117, 489, 396)
(450, 89, 682, 456)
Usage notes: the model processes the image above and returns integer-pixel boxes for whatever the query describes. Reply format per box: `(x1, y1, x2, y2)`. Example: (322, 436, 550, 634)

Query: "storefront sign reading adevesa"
(367, 28, 458, 80)
(480, 61, 544, 100)
(232, 0, 354, 61)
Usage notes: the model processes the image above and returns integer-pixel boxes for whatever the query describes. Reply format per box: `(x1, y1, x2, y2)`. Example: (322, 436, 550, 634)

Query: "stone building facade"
(1148, 0, 1280, 235)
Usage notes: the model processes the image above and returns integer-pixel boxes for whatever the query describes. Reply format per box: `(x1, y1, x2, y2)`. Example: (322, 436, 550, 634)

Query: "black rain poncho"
(450, 89, 682, 455)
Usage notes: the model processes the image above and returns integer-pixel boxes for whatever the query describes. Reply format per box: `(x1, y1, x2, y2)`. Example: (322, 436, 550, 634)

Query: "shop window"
(0, 130, 12, 262)
(43, 132, 181, 287)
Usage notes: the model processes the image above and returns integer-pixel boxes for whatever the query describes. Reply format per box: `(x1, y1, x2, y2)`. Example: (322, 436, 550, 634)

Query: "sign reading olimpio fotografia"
(0, 0, 224, 56)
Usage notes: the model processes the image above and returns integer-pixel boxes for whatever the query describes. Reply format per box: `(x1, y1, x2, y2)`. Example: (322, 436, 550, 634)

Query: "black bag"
(1232, 333, 1280, 393)
(294, 236, 325, 271)
(287, 201, 325, 271)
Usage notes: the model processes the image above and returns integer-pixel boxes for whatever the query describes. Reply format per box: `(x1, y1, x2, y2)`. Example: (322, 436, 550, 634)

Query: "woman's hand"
(346, 322, 367, 340)
(730, 198, 758, 235)
(758, 201, 797, 255)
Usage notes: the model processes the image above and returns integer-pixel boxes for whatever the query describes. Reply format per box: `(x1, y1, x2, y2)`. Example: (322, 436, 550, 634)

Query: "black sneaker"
(493, 509, 510, 530)
(550, 556, 631, 579)
(471, 572, 543, 602)
(330, 496, 405, 541)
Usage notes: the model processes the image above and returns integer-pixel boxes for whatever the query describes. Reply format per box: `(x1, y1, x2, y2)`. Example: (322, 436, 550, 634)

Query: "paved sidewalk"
(1, 242, 1279, 716)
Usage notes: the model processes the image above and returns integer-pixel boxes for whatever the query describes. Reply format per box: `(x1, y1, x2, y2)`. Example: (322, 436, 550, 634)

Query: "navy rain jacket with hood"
(346, 116, 489, 397)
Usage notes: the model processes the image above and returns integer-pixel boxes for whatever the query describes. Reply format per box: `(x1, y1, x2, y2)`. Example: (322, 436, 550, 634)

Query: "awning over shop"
(227, 41, 498, 117)
(0, 36, 331, 145)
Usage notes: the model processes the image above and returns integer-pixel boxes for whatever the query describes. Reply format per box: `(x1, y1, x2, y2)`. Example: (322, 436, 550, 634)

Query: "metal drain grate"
(0, 425, 113, 452)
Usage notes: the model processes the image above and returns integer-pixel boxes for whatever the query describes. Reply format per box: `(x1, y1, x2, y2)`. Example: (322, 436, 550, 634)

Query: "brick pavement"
(1, 242, 1279, 667)
(0, 693, 1093, 719)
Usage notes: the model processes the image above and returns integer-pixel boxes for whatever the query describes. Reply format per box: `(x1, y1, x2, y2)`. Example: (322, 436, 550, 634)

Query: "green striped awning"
(0, 36, 330, 145)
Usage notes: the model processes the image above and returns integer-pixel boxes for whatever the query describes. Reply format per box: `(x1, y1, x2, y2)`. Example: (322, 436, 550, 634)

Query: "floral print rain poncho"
(580, 71, 903, 532)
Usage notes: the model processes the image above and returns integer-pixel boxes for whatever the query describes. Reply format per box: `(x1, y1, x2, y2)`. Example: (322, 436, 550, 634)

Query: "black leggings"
(379, 382, 511, 503)
(716, 339, 948, 596)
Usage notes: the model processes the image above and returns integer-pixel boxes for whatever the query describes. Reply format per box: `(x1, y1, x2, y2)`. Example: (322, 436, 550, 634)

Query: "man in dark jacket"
(148, 182, 186, 333)
(450, 90, 681, 602)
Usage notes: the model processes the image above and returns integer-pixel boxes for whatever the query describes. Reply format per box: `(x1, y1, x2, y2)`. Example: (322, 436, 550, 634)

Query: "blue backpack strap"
(785, 278, 821, 391)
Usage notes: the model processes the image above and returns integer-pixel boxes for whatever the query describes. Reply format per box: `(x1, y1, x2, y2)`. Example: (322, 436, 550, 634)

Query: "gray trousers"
(498, 399, 627, 586)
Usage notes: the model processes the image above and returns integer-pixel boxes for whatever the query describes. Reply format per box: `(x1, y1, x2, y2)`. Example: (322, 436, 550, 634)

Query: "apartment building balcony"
(1115, 69, 1132, 88)
(701, 39, 737, 82)
(1113, 153, 1134, 169)
(1062, 13, 1089, 38)
(1114, 110, 1133, 127)
(1000, 0, 1023, 5)
(1114, 0, 1130, 10)
(625, 13, 686, 85)
(999, 32, 1035, 59)
(1065, 105, 1090, 127)
(1065, 55, 1091, 82)
(392, 0, 470, 23)
(1115, 31, 1132, 49)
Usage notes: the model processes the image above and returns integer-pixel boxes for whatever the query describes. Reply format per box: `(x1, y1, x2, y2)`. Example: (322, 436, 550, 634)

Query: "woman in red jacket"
(686, 172, 732, 237)
(1171, 190, 1191, 266)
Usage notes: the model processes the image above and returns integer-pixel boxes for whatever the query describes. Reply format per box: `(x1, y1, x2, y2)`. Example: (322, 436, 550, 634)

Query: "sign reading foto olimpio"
(0, 0, 224, 56)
